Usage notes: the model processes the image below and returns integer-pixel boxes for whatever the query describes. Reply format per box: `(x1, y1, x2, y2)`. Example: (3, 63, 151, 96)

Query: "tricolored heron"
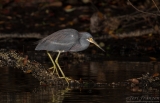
(35, 28, 104, 84)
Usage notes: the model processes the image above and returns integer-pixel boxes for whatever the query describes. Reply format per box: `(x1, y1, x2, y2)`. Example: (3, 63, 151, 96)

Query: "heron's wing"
(70, 39, 89, 52)
(35, 29, 79, 51)
(69, 42, 82, 52)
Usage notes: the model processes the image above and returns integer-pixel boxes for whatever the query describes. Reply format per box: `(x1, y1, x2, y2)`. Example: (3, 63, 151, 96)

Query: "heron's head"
(80, 32, 105, 52)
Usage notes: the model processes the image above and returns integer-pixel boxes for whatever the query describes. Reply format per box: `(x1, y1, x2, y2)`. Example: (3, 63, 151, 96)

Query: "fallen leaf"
(79, 15, 90, 21)
(59, 17, 65, 21)
(154, 25, 159, 31)
(99, 42, 105, 47)
(67, 21, 74, 26)
(59, 24, 66, 28)
(23, 55, 28, 65)
(82, 0, 90, 3)
(0, 21, 5, 24)
(152, 73, 159, 77)
(149, 57, 157, 61)
(129, 78, 139, 84)
(45, 9, 49, 14)
(7, 16, 12, 19)
(97, 11, 104, 19)
(108, 30, 118, 39)
(42, 1, 62, 8)
(64, 5, 76, 12)
(24, 70, 32, 73)
(50, 23, 55, 26)
(147, 47, 154, 51)
(148, 33, 152, 37)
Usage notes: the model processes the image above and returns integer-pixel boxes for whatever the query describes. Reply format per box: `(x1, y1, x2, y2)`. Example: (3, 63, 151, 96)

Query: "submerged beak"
(87, 38, 105, 52)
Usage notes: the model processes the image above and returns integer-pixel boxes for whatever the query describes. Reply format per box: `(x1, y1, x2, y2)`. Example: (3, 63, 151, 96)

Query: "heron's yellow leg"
(55, 51, 69, 84)
(47, 51, 59, 77)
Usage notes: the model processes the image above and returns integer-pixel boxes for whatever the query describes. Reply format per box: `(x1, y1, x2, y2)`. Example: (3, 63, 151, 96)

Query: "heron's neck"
(79, 37, 90, 50)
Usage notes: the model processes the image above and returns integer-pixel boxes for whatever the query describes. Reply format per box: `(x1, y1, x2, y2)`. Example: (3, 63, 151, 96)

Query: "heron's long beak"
(87, 38, 105, 52)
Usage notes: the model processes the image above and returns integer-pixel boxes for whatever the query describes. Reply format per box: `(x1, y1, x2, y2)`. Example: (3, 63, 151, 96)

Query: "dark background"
(0, 0, 160, 61)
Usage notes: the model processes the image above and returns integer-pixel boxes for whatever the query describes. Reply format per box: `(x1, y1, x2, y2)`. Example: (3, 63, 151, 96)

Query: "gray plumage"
(35, 29, 93, 52)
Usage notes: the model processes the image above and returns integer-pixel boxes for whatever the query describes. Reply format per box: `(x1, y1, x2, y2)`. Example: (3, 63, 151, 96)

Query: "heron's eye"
(86, 38, 90, 41)
(89, 38, 93, 41)
(86, 38, 93, 43)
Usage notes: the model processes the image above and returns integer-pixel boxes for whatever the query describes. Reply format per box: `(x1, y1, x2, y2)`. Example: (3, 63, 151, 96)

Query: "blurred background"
(0, 0, 160, 61)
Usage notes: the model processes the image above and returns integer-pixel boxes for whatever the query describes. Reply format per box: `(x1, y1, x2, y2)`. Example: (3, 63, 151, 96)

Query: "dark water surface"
(0, 61, 159, 103)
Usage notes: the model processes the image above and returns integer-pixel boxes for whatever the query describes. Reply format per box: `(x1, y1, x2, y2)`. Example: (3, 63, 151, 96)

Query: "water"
(0, 61, 159, 103)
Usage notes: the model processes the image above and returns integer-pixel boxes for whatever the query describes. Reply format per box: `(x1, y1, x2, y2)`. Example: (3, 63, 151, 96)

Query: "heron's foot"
(59, 77, 72, 80)
(49, 66, 56, 72)
(59, 77, 72, 85)
(48, 67, 60, 77)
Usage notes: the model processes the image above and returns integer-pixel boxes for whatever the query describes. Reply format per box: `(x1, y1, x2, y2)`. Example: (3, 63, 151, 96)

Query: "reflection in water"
(33, 86, 70, 103)
(0, 87, 70, 103)
(0, 61, 159, 102)
(65, 61, 160, 83)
